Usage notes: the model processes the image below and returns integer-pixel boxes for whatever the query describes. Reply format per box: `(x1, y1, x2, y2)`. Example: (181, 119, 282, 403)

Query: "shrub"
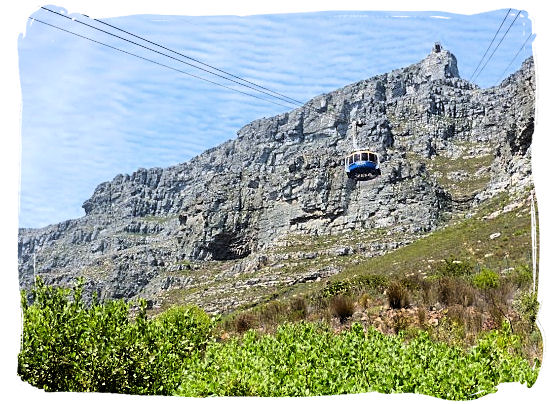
(509, 265, 533, 289)
(330, 295, 355, 323)
(289, 297, 308, 321)
(18, 277, 213, 394)
(437, 277, 476, 307)
(176, 322, 540, 399)
(472, 268, 500, 290)
(358, 293, 370, 309)
(417, 307, 427, 327)
(256, 300, 286, 327)
(438, 258, 473, 277)
(420, 279, 437, 306)
(517, 292, 539, 331)
(235, 312, 256, 333)
(400, 274, 424, 291)
(392, 312, 410, 334)
(387, 281, 410, 309)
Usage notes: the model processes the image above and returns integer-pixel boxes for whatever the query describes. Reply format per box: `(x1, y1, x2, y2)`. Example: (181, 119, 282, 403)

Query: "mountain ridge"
(18, 45, 535, 313)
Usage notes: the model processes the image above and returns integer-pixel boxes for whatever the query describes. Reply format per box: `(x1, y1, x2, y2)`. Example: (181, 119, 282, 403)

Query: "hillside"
(18, 44, 535, 314)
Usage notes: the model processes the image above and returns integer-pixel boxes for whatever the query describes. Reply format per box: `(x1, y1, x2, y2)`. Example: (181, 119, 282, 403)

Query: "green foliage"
(19, 279, 540, 398)
(472, 269, 500, 290)
(516, 292, 539, 331)
(18, 278, 214, 394)
(438, 258, 474, 277)
(508, 265, 533, 288)
(176, 322, 539, 399)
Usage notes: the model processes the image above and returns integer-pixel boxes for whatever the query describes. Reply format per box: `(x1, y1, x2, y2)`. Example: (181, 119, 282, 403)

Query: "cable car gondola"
(344, 121, 381, 181)
(345, 149, 381, 180)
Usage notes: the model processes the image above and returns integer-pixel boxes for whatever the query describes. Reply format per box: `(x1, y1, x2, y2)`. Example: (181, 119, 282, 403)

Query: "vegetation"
(19, 277, 540, 398)
(176, 322, 537, 399)
(18, 191, 542, 398)
(18, 277, 214, 394)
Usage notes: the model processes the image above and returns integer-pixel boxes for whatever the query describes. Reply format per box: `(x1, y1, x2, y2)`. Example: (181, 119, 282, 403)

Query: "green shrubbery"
(18, 279, 540, 398)
(18, 277, 214, 394)
(472, 268, 500, 290)
(438, 258, 474, 277)
(176, 322, 538, 399)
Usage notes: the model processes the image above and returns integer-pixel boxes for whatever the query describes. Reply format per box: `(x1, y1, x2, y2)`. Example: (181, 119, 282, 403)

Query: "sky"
(17, 6, 534, 229)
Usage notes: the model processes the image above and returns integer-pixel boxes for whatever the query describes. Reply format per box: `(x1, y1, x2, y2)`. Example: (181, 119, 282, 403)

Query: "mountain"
(18, 44, 535, 313)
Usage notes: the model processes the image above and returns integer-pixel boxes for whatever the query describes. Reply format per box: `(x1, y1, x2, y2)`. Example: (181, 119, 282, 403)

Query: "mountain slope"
(18, 44, 535, 312)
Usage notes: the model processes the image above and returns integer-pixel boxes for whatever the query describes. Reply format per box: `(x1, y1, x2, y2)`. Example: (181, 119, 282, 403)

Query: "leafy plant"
(18, 277, 213, 394)
(472, 268, 500, 290)
(438, 258, 474, 277)
(176, 322, 539, 399)
(508, 264, 533, 288)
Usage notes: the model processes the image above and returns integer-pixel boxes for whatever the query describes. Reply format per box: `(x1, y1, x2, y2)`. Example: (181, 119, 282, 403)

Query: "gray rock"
(18, 45, 535, 313)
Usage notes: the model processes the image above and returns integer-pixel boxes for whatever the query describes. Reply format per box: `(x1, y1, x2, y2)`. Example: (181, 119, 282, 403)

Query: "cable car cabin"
(344, 149, 381, 180)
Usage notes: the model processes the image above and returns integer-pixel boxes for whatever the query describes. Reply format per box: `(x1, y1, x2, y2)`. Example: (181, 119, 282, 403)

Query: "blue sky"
(18, 6, 534, 229)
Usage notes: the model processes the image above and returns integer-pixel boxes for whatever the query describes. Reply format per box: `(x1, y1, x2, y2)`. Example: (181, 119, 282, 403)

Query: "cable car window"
(361, 153, 368, 161)
(354, 153, 360, 162)
(369, 153, 378, 163)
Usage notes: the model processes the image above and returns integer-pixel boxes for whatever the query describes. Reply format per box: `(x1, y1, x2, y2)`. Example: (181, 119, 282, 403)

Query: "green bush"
(509, 265, 533, 289)
(18, 278, 213, 394)
(472, 269, 500, 290)
(438, 258, 474, 277)
(176, 322, 539, 399)
(517, 292, 539, 331)
(19, 279, 540, 399)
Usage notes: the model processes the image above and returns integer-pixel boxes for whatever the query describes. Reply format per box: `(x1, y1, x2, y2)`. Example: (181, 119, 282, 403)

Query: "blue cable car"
(345, 149, 381, 180)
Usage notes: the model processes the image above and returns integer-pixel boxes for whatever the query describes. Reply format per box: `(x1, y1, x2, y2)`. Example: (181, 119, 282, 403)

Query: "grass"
(207, 188, 540, 363)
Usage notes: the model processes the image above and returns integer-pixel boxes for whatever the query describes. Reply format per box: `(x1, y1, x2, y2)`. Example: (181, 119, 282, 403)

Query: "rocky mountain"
(18, 44, 535, 313)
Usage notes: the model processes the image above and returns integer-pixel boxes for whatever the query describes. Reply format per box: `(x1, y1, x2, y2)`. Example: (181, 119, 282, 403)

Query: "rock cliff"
(18, 45, 535, 312)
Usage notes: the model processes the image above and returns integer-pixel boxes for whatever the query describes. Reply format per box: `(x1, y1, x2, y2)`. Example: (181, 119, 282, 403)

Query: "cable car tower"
(344, 120, 381, 181)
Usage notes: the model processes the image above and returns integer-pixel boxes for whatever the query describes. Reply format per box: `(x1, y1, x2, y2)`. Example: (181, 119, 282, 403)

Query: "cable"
(494, 33, 533, 85)
(79, 12, 305, 107)
(472, 10, 523, 83)
(469, 8, 511, 81)
(29, 17, 294, 110)
(40, 7, 302, 108)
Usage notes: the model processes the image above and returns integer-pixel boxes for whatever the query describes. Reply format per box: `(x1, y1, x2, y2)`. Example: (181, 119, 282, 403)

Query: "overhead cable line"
(40, 7, 302, 108)
(29, 18, 294, 110)
(33, 10, 377, 131)
(494, 33, 533, 85)
(78, 11, 305, 107)
(469, 8, 511, 81)
(472, 10, 523, 83)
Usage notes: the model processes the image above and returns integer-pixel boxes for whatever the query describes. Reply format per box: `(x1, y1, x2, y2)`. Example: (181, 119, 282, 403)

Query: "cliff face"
(18, 45, 535, 310)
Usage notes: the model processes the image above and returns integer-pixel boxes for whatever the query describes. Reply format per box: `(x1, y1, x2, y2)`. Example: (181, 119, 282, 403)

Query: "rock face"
(18, 46, 535, 310)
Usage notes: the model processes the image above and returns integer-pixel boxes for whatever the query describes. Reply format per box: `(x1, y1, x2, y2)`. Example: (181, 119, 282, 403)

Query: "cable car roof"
(345, 149, 379, 157)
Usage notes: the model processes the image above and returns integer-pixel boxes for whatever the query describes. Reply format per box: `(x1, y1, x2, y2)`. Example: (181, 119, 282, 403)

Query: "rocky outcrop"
(18, 46, 535, 311)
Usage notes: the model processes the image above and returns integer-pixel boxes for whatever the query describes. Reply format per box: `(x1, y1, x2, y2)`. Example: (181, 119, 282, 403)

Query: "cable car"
(345, 149, 381, 180)
(344, 120, 381, 181)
